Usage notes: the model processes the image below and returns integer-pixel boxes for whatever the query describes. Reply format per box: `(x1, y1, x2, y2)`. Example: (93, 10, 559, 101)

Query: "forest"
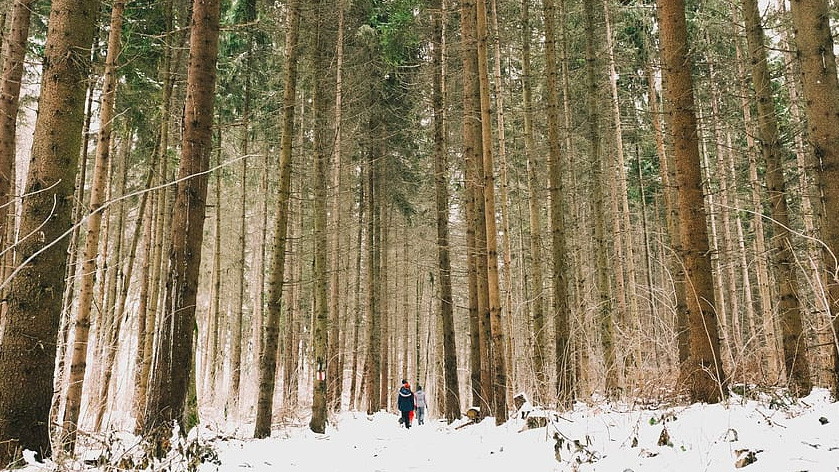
(0, 0, 838, 468)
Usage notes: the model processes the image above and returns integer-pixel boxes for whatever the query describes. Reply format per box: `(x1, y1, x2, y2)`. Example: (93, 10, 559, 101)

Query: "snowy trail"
(203, 412, 559, 472)
(12, 391, 839, 472)
(197, 391, 839, 472)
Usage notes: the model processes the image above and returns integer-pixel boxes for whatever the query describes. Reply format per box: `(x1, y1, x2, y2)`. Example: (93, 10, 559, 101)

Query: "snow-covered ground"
(16, 389, 839, 471)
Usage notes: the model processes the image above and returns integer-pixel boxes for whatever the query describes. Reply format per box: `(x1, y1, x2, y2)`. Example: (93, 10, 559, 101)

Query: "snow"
(16, 389, 839, 472)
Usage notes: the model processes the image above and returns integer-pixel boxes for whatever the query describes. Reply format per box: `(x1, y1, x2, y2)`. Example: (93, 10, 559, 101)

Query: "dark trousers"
(401, 410, 412, 428)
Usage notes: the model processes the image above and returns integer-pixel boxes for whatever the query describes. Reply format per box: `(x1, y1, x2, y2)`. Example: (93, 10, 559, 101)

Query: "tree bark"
(61, 1, 126, 450)
(254, 0, 301, 438)
(656, 0, 726, 403)
(741, 0, 811, 395)
(521, 0, 548, 404)
(461, 0, 492, 416)
(365, 121, 382, 414)
(475, 0, 508, 424)
(787, 0, 839, 395)
(432, 0, 461, 423)
(582, 0, 618, 397)
(309, 0, 329, 433)
(543, 0, 573, 405)
(489, 0, 515, 409)
(142, 0, 220, 442)
(327, 2, 345, 413)
(0, 0, 99, 465)
(0, 0, 33, 283)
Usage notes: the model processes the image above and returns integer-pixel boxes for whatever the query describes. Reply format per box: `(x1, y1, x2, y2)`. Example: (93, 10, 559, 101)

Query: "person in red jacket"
(397, 379, 415, 428)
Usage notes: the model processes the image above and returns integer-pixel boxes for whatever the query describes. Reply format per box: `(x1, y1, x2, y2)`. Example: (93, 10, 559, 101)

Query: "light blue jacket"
(415, 389, 428, 409)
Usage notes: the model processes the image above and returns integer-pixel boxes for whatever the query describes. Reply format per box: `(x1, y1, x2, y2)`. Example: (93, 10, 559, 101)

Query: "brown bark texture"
(543, 0, 573, 405)
(657, 0, 726, 403)
(142, 0, 220, 440)
(743, 0, 811, 396)
(431, 0, 461, 423)
(0, 0, 99, 465)
(788, 0, 839, 395)
(254, 0, 301, 439)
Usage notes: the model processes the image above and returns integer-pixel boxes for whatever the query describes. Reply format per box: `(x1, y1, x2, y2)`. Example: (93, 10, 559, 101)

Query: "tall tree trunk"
(309, 0, 329, 433)
(327, 2, 345, 413)
(63, 36, 119, 446)
(475, 0, 508, 423)
(657, 0, 726, 403)
(142, 0, 220, 442)
(543, 0, 573, 405)
(521, 0, 548, 403)
(489, 0, 515, 408)
(466, 183, 482, 410)
(0, 0, 99, 465)
(53, 20, 100, 435)
(742, 0, 811, 395)
(206, 135, 223, 401)
(379, 207, 390, 410)
(254, 0, 301, 439)
(61, 1, 125, 449)
(461, 0, 491, 416)
(0, 0, 33, 285)
(365, 120, 382, 414)
(349, 167, 364, 410)
(432, 0, 460, 423)
(787, 0, 839, 395)
(775, 0, 828, 387)
(583, 0, 618, 396)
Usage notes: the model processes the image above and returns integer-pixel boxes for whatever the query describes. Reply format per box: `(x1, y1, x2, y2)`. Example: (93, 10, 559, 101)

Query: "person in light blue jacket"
(414, 385, 428, 425)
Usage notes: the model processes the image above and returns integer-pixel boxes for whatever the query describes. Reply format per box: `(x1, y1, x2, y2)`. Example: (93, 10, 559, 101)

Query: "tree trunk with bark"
(61, 1, 126, 450)
(787, 0, 839, 396)
(142, 0, 220, 443)
(475, 0, 508, 424)
(254, 0, 301, 439)
(0, 0, 99, 465)
(656, 0, 726, 403)
(489, 0, 515, 409)
(543, 0, 574, 405)
(432, 0, 461, 423)
(583, 0, 618, 397)
(327, 2, 345, 413)
(521, 0, 548, 404)
(0, 0, 33, 284)
(743, 0, 811, 396)
(365, 126, 382, 414)
(461, 0, 492, 416)
(310, 0, 329, 433)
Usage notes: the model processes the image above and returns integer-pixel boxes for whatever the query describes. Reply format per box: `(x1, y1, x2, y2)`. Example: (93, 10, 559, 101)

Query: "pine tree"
(0, 0, 100, 465)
